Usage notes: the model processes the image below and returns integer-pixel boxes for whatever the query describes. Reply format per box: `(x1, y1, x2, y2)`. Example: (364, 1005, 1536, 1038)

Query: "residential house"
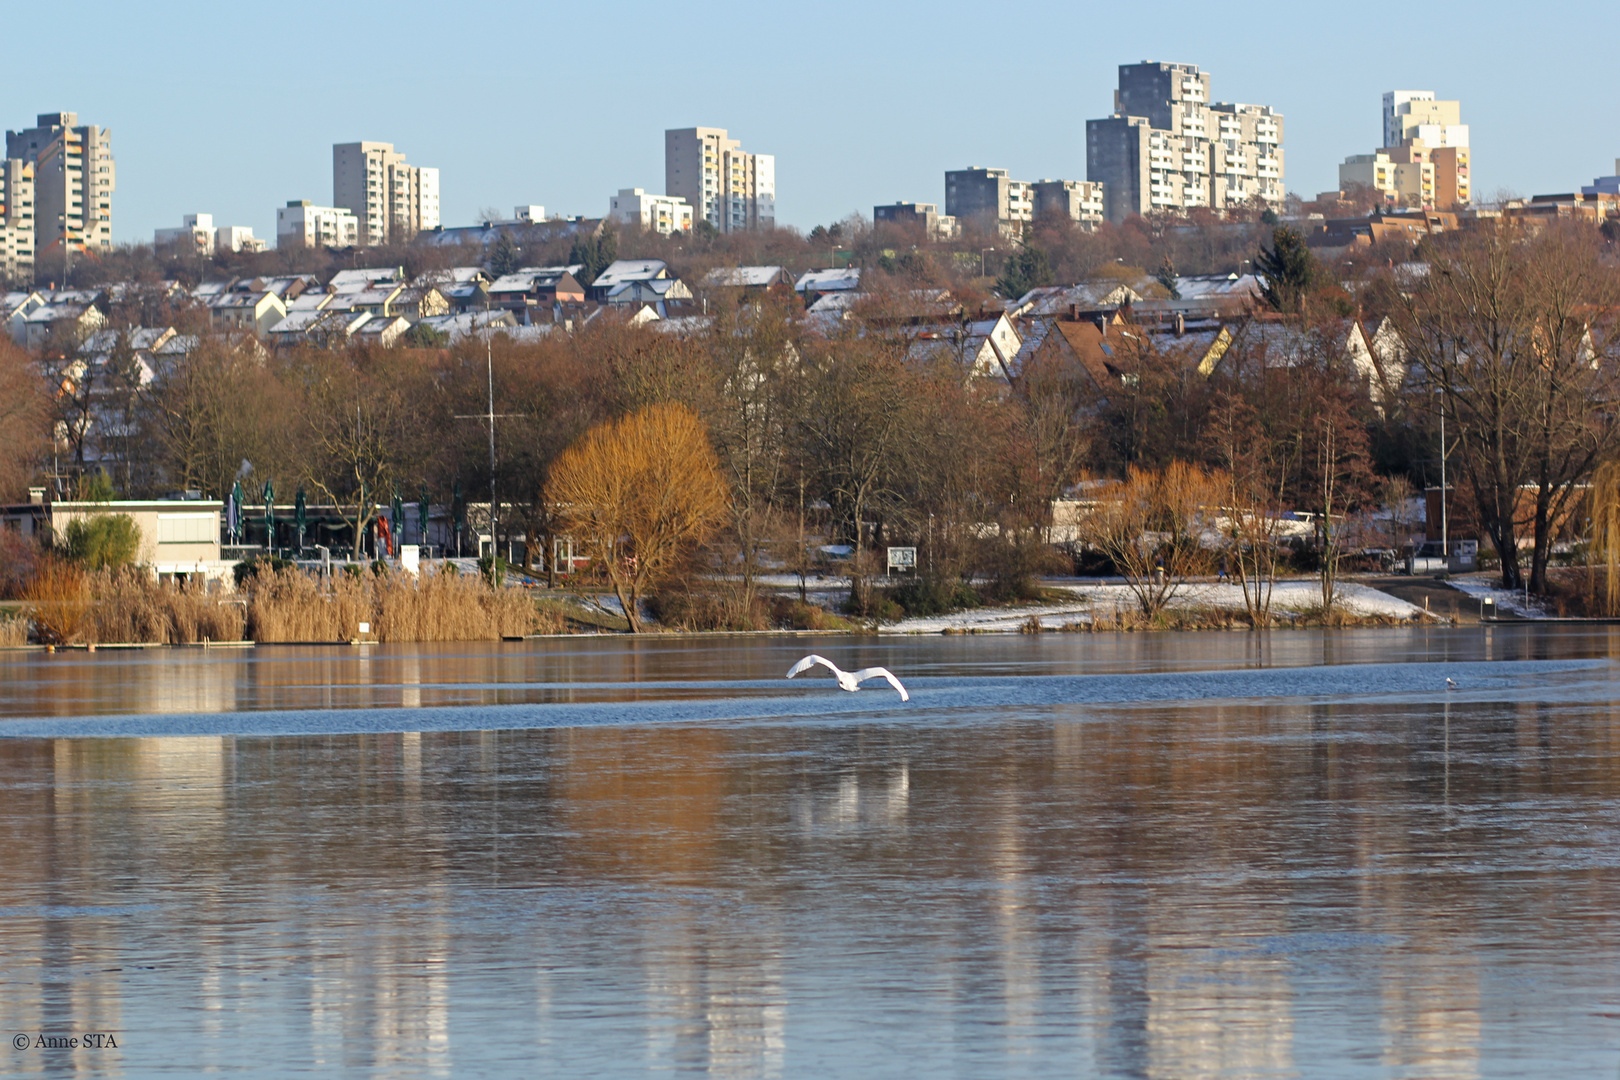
(266, 308, 372, 348)
(587, 259, 669, 302)
(487, 267, 587, 313)
(794, 267, 862, 306)
(209, 290, 286, 340)
(21, 301, 107, 350)
(353, 316, 410, 348)
(413, 310, 519, 344)
(699, 266, 793, 292)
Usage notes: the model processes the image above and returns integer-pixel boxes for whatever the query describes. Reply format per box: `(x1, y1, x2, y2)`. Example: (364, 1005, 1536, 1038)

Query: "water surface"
(1, 627, 1618, 1077)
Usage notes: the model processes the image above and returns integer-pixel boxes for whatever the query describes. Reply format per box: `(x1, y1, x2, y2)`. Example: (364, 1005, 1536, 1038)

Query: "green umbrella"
(453, 479, 465, 556)
(417, 484, 430, 546)
(295, 487, 307, 552)
(390, 492, 404, 557)
(261, 480, 275, 552)
(230, 480, 244, 543)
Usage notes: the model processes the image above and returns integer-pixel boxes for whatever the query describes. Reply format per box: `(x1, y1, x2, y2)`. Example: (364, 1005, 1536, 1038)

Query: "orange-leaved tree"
(548, 403, 729, 632)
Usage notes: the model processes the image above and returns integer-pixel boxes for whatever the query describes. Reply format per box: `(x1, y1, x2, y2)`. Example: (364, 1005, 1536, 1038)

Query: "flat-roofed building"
(276, 201, 360, 250)
(944, 168, 1034, 236)
(5, 112, 114, 254)
(1086, 63, 1283, 222)
(333, 141, 440, 246)
(0, 158, 33, 282)
(665, 127, 775, 233)
(873, 201, 958, 239)
(608, 188, 693, 235)
(1031, 180, 1105, 228)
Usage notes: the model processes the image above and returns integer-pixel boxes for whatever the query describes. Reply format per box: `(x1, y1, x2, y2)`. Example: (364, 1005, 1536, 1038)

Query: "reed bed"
(86, 571, 246, 644)
(0, 613, 28, 646)
(245, 566, 549, 643)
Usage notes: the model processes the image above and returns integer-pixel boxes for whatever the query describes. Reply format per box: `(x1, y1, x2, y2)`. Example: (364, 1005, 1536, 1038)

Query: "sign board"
(887, 546, 917, 570)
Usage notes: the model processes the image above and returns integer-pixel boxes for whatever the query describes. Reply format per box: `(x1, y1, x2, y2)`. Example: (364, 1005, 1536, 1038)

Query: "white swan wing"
(853, 667, 909, 701)
(787, 654, 842, 679)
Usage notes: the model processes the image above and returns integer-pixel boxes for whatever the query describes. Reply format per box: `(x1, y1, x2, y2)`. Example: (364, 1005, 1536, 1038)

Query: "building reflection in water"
(0, 667, 1616, 1075)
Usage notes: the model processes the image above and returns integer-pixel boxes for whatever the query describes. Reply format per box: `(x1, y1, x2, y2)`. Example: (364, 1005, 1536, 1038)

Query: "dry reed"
(245, 566, 542, 643)
(85, 571, 246, 644)
(0, 613, 27, 646)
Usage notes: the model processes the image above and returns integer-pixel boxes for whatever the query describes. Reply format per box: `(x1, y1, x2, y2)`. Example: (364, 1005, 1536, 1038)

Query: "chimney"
(1096, 314, 1106, 337)
(1069, 302, 1079, 320)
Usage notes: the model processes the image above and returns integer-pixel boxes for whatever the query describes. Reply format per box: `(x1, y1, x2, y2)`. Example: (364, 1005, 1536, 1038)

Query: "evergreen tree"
(568, 226, 618, 286)
(488, 231, 522, 278)
(1154, 255, 1181, 300)
(995, 243, 1053, 300)
(1256, 226, 1319, 312)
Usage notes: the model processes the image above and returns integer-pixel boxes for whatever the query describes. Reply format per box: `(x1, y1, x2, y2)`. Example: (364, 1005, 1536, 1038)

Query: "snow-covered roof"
(488, 267, 578, 294)
(328, 267, 402, 292)
(1010, 281, 1141, 317)
(795, 267, 862, 293)
(702, 266, 787, 289)
(591, 259, 669, 287)
(417, 310, 519, 343)
(286, 292, 334, 312)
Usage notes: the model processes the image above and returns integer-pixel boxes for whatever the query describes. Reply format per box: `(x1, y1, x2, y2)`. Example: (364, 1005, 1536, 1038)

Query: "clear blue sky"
(15, 0, 1615, 245)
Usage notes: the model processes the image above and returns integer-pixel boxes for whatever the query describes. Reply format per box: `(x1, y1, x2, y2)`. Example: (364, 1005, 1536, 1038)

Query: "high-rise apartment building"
(945, 168, 1034, 234)
(665, 127, 775, 233)
(1086, 62, 1283, 223)
(1032, 180, 1106, 228)
(5, 112, 115, 254)
(0, 158, 34, 282)
(333, 141, 440, 246)
(1380, 91, 1469, 208)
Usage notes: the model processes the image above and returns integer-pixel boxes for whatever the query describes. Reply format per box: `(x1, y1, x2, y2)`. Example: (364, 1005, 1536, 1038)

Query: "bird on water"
(786, 655, 910, 701)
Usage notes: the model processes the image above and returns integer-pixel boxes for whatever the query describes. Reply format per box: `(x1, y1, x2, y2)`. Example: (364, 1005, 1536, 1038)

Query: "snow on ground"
(1446, 574, 1548, 619)
(884, 579, 1426, 634)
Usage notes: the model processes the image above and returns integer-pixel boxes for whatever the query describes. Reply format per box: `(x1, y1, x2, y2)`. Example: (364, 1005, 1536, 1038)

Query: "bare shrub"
(22, 555, 90, 644)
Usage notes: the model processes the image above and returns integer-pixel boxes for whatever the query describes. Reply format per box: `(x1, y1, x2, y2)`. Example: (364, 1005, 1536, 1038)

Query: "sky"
(13, 0, 1617, 247)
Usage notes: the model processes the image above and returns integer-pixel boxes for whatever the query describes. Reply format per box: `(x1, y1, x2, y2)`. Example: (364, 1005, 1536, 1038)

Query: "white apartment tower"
(1086, 63, 1283, 223)
(665, 127, 775, 233)
(5, 112, 115, 254)
(0, 158, 34, 282)
(333, 141, 440, 246)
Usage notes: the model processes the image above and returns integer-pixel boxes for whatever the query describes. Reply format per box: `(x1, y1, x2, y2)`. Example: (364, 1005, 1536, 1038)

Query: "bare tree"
(1393, 222, 1620, 591)
(1077, 462, 1224, 617)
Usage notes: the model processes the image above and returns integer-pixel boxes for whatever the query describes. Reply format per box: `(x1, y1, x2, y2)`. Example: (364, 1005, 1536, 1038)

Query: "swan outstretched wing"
(852, 667, 910, 701)
(787, 654, 842, 679)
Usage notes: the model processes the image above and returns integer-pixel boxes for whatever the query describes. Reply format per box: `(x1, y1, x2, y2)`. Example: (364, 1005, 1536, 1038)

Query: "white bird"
(786, 654, 910, 701)
(1446, 677, 1458, 690)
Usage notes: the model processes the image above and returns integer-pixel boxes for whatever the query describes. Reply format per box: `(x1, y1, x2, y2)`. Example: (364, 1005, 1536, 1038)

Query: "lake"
(2, 627, 1619, 1077)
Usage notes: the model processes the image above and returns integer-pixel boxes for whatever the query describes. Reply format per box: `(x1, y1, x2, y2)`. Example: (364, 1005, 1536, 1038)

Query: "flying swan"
(786, 654, 910, 701)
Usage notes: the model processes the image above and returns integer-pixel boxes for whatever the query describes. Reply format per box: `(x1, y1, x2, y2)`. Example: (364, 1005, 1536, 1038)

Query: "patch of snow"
(1446, 575, 1548, 619)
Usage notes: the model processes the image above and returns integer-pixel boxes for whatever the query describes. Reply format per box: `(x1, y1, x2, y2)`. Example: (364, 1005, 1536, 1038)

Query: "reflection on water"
(0, 628, 1618, 1076)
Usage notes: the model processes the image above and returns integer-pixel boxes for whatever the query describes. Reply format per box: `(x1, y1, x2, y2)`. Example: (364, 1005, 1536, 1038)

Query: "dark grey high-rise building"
(1086, 62, 1282, 223)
